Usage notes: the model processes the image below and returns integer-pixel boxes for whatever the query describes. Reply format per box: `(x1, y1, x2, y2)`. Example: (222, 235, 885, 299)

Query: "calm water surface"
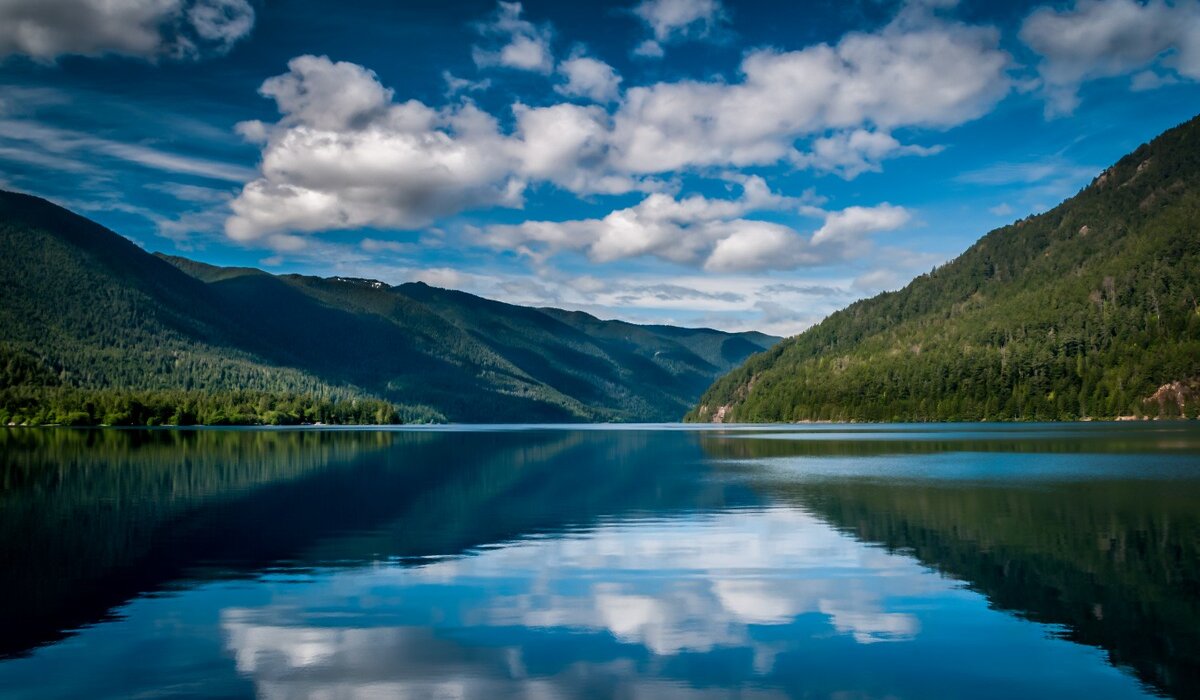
(1, 423, 1198, 698)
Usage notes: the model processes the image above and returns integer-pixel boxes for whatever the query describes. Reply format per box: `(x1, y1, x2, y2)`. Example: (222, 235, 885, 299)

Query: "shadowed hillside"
(690, 115, 1200, 423)
(0, 191, 777, 424)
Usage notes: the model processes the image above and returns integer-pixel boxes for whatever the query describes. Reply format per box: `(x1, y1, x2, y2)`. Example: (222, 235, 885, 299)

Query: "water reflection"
(0, 428, 754, 659)
(0, 424, 1197, 698)
(201, 504, 1141, 700)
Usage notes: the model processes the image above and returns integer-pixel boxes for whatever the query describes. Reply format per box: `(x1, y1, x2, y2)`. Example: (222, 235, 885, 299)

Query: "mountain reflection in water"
(0, 423, 1196, 699)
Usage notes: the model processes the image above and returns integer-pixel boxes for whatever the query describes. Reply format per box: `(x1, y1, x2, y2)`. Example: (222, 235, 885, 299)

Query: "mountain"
(0, 191, 778, 425)
(689, 115, 1200, 423)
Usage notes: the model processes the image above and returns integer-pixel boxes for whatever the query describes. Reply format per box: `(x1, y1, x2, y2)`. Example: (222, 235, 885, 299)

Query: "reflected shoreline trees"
(0, 426, 1197, 698)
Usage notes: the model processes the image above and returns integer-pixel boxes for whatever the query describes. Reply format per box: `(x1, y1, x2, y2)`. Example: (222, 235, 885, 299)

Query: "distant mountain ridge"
(689, 115, 1200, 422)
(0, 191, 777, 424)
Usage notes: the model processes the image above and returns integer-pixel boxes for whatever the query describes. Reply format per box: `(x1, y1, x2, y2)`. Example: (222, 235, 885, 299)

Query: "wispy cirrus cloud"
(0, 118, 253, 181)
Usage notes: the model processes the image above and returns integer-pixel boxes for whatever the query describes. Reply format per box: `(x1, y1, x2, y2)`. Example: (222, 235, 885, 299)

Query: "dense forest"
(689, 115, 1200, 423)
(0, 387, 422, 427)
(0, 191, 776, 426)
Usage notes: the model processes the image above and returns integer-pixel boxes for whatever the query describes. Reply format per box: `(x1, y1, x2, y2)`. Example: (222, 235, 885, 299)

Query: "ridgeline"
(0, 192, 777, 426)
(689, 115, 1200, 423)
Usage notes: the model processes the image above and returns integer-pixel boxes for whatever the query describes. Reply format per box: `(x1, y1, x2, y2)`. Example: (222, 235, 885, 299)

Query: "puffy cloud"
(704, 221, 811, 272)
(609, 13, 1009, 173)
(480, 181, 908, 273)
(478, 180, 784, 267)
(811, 204, 911, 246)
(796, 129, 943, 179)
(633, 0, 726, 44)
(1020, 0, 1200, 115)
(510, 102, 638, 194)
(0, 0, 254, 61)
(227, 56, 653, 243)
(229, 4, 995, 244)
(258, 55, 395, 131)
(556, 55, 622, 102)
(472, 1, 554, 74)
(227, 56, 524, 242)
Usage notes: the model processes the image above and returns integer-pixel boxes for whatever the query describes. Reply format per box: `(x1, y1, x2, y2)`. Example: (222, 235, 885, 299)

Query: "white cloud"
(359, 238, 416, 254)
(153, 205, 233, 247)
(480, 181, 908, 273)
(226, 55, 525, 242)
(257, 55, 395, 131)
(219, 506, 930, 695)
(956, 158, 1096, 186)
(227, 56, 654, 244)
(0, 142, 91, 173)
(556, 55, 622, 102)
(228, 4, 997, 245)
(853, 267, 907, 293)
(287, 247, 887, 336)
(851, 247, 946, 295)
(609, 12, 1009, 174)
(443, 71, 491, 97)
(1130, 68, 1180, 91)
(0, 0, 254, 61)
(1020, 0, 1200, 116)
(0, 118, 253, 181)
(146, 181, 235, 203)
(632, 39, 665, 58)
(186, 0, 254, 48)
(988, 202, 1014, 216)
(472, 1, 554, 74)
(811, 204, 911, 246)
(704, 221, 810, 272)
(796, 129, 943, 179)
(510, 102, 643, 194)
(633, 0, 726, 44)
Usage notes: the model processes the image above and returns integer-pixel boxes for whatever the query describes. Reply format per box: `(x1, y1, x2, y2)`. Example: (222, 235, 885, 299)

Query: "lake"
(1, 423, 1198, 698)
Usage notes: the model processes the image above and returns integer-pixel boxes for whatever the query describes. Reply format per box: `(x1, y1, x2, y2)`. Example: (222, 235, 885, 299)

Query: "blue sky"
(1, 0, 1198, 335)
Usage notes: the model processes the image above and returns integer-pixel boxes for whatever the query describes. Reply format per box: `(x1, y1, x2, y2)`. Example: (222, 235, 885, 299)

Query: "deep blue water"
(1, 423, 1198, 698)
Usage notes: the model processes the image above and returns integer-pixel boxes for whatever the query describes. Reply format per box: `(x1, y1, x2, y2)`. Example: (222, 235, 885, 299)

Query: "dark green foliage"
(0, 386, 430, 426)
(689, 115, 1200, 423)
(0, 192, 777, 425)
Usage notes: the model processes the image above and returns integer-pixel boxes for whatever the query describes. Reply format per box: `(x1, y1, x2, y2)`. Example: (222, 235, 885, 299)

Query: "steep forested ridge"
(689, 115, 1200, 422)
(0, 191, 777, 425)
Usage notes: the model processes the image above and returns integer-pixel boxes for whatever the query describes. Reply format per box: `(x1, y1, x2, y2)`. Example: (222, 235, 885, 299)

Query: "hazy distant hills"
(0, 191, 777, 424)
(690, 115, 1200, 422)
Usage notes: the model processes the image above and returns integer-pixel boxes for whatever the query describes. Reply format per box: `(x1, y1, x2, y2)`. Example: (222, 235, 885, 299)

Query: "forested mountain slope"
(689, 115, 1200, 422)
(0, 191, 777, 425)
